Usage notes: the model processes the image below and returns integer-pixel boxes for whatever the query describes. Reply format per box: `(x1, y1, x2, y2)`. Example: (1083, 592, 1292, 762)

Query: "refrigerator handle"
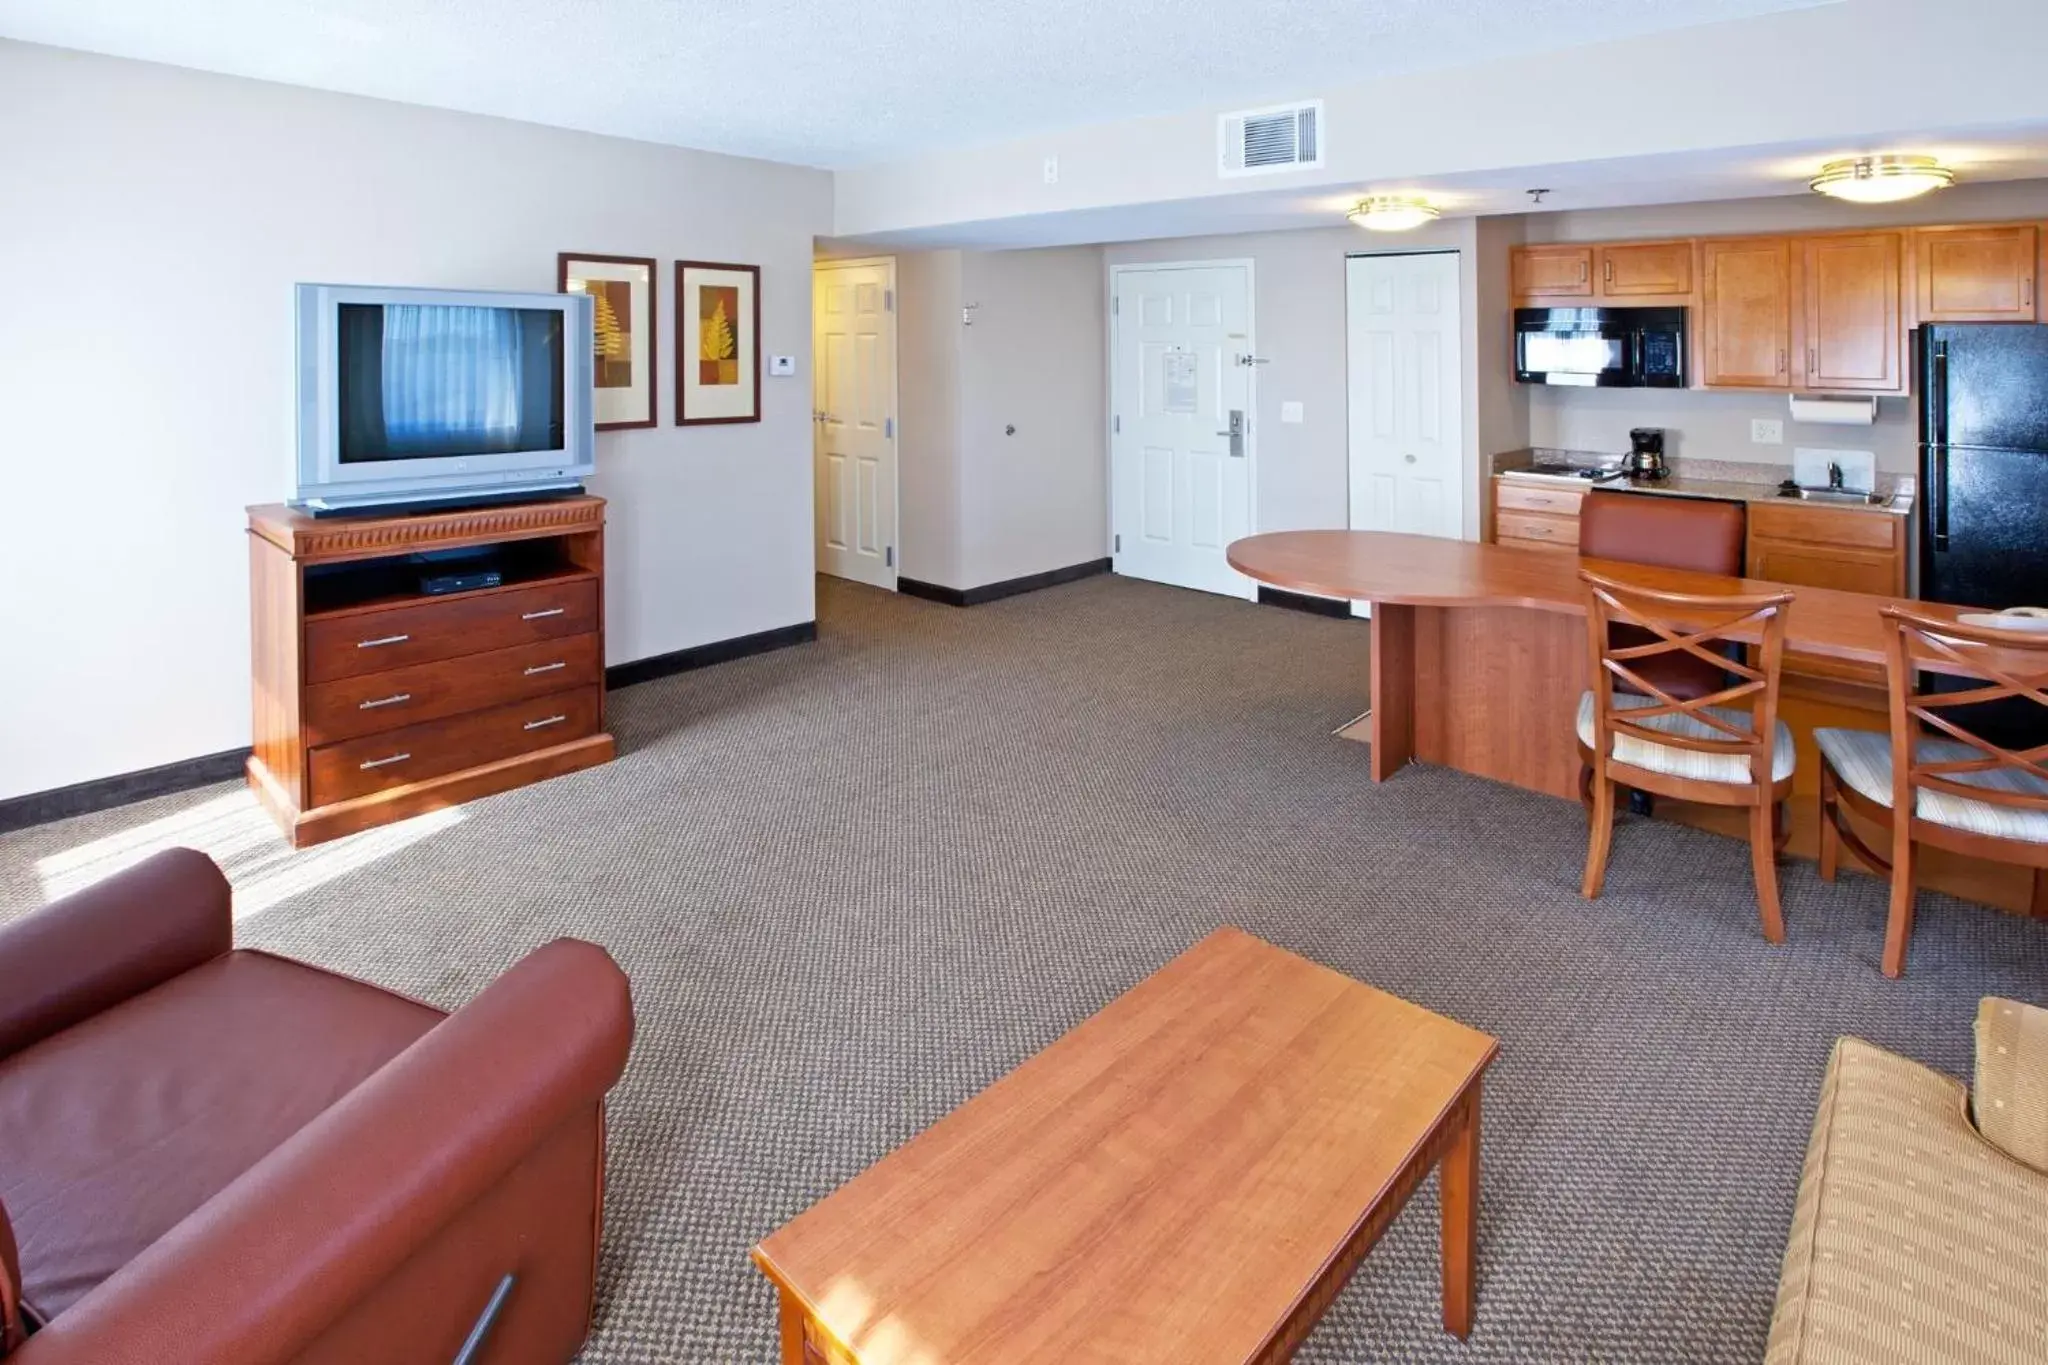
(1930, 341, 1950, 553)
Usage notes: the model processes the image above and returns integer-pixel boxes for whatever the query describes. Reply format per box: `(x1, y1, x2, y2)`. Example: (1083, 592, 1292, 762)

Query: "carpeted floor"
(3, 573, 2044, 1363)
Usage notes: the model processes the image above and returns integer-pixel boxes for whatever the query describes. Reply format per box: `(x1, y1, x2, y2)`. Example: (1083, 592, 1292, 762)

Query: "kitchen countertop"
(1490, 447, 1915, 516)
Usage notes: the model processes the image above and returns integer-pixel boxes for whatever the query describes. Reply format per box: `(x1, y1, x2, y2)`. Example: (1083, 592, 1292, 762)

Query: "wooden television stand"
(246, 496, 615, 848)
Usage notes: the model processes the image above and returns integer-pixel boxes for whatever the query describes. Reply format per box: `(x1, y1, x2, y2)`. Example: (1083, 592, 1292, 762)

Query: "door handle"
(1215, 409, 1245, 458)
(1404, 454, 1418, 464)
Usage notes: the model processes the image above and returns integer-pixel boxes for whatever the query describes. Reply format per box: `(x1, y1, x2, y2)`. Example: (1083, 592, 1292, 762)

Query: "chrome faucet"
(1828, 460, 1845, 490)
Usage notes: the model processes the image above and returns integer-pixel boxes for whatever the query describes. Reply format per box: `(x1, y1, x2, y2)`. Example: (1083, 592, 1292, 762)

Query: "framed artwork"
(558, 253, 657, 430)
(676, 260, 761, 425)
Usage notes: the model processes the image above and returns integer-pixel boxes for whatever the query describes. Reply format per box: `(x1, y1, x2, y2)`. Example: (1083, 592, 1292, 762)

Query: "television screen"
(336, 302, 566, 463)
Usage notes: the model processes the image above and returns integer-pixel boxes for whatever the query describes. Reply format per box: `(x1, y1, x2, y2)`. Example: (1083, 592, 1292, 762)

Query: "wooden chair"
(1578, 569, 1797, 941)
(1816, 606, 2048, 978)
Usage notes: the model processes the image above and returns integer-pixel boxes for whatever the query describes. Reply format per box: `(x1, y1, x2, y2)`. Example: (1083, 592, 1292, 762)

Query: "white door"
(1346, 252, 1464, 543)
(814, 259, 898, 589)
(1111, 262, 1256, 599)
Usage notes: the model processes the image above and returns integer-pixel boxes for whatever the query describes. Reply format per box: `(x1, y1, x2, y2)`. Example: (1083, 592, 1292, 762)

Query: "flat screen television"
(294, 283, 596, 515)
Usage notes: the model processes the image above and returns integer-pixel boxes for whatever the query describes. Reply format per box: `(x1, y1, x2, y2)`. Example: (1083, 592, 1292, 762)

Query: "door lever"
(1216, 409, 1246, 459)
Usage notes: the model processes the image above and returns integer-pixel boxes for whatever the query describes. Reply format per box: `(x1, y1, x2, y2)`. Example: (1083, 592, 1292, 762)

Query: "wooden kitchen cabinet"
(1801, 232, 1904, 393)
(1598, 240, 1694, 298)
(1512, 245, 1595, 300)
(1912, 224, 2037, 322)
(1701, 237, 1795, 388)
(1748, 501, 1906, 688)
(1487, 478, 1587, 552)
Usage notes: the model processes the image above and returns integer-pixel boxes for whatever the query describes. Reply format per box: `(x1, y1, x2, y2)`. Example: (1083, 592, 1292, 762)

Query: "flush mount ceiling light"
(1808, 155, 1955, 204)
(1348, 195, 1440, 231)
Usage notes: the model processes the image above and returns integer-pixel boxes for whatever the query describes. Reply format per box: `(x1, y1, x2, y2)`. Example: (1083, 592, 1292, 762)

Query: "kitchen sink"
(1775, 485, 1888, 505)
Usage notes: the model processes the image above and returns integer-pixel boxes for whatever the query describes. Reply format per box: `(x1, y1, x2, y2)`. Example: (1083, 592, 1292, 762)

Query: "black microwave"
(1515, 306, 1687, 387)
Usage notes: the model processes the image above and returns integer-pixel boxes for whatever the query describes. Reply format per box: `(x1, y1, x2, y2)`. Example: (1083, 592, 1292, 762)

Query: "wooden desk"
(752, 927, 1499, 1364)
(1224, 531, 1966, 800)
(1225, 532, 2039, 913)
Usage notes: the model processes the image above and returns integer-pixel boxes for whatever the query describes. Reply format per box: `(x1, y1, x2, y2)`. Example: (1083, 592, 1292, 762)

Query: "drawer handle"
(524, 714, 568, 731)
(524, 661, 567, 675)
(358, 692, 412, 710)
(521, 608, 566, 621)
(357, 634, 411, 649)
(359, 752, 411, 770)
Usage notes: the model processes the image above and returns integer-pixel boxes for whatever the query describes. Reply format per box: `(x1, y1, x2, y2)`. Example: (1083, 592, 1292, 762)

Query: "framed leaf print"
(676, 260, 761, 425)
(558, 253, 657, 430)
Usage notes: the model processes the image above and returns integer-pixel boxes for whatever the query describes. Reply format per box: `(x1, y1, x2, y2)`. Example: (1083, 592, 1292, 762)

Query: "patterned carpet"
(3, 573, 2044, 1363)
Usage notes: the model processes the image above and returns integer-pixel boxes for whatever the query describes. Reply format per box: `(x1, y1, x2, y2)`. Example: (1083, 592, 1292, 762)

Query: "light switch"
(768, 355, 796, 377)
(1280, 401, 1304, 424)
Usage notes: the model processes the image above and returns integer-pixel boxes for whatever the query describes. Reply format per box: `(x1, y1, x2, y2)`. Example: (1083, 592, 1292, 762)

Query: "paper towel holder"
(1788, 393, 1878, 426)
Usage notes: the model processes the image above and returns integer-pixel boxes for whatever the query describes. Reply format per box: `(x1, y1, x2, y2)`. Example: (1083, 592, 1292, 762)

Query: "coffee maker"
(1625, 427, 1668, 480)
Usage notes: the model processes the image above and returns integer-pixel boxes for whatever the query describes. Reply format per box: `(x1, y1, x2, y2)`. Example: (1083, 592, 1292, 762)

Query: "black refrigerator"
(1916, 323, 2048, 746)
(1917, 323, 2048, 608)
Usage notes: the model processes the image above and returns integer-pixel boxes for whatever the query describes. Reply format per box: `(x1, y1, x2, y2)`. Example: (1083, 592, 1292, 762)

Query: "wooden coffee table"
(751, 927, 1500, 1363)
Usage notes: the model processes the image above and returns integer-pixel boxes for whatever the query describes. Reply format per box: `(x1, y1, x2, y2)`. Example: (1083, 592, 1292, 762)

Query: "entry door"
(1111, 263, 1255, 599)
(1346, 252, 1465, 542)
(814, 259, 898, 589)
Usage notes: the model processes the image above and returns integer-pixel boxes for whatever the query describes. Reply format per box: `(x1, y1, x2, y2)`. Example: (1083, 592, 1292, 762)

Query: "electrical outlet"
(767, 355, 796, 377)
(1042, 155, 1059, 185)
(1280, 401, 1304, 424)
(1751, 418, 1784, 445)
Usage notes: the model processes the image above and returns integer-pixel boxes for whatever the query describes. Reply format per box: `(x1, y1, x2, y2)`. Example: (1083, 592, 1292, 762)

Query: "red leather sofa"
(0, 848, 633, 1364)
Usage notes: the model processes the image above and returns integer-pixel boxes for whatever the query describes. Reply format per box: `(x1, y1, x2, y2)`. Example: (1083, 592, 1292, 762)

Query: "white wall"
(884, 246, 1106, 591)
(1104, 221, 1496, 541)
(956, 248, 1106, 586)
(0, 41, 832, 801)
(836, 0, 2048, 240)
(893, 251, 966, 586)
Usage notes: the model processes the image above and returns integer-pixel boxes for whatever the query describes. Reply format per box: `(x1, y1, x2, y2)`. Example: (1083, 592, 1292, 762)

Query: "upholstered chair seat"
(1580, 692, 1797, 786)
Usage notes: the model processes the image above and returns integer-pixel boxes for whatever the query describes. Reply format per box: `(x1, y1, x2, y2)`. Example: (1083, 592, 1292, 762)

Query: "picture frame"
(676, 260, 761, 425)
(558, 253, 657, 430)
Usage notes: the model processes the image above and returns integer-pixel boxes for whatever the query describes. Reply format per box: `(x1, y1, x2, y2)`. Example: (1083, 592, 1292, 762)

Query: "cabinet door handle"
(1604, 259, 1614, 285)
(523, 661, 566, 675)
(524, 714, 568, 731)
(1579, 260, 1589, 283)
(357, 634, 410, 649)
(358, 692, 412, 710)
(521, 607, 566, 621)
(1808, 347, 1817, 376)
(358, 752, 411, 770)
(1777, 348, 1786, 374)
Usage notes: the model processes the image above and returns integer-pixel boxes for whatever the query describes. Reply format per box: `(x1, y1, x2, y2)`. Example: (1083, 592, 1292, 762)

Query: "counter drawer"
(304, 578, 598, 684)
(1747, 501, 1899, 552)
(1495, 481, 1589, 516)
(1496, 510, 1581, 549)
(302, 633, 602, 746)
(307, 686, 602, 808)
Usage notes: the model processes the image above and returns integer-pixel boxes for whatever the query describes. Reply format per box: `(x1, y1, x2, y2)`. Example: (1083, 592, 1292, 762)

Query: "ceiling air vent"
(1219, 100, 1323, 178)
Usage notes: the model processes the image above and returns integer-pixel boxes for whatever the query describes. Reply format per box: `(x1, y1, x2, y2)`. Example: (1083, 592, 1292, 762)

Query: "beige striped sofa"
(1767, 998, 2048, 1364)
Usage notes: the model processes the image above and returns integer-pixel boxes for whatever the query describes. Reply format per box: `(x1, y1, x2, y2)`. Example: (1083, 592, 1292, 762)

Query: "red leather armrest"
(17, 938, 634, 1365)
(1, 1193, 23, 1354)
(0, 849, 231, 1060)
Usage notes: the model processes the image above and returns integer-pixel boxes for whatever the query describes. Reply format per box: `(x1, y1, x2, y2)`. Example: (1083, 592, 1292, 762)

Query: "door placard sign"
(1163, 350, 1198, 414)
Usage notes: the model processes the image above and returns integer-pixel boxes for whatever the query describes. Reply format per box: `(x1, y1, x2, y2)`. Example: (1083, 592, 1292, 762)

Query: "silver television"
(294, 283, 596, 515)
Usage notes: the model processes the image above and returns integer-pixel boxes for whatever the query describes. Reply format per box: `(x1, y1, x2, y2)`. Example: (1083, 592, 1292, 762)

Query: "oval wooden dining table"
(1224, 530, 1974, 803)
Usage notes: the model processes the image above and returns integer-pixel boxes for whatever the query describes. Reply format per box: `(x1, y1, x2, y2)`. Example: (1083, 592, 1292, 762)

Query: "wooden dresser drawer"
(304, 578, 599, 683)
(302, 633, 602, 746)
(307, 685, 602, 808)
(1495, 510, 1581, 549)
(1495, 481, 1589, 517)
(1747, 502, 1899, 552)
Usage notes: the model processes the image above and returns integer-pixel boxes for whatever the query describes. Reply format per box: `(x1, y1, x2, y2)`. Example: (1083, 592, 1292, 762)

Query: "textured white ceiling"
(0, 0, 1828, 168)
